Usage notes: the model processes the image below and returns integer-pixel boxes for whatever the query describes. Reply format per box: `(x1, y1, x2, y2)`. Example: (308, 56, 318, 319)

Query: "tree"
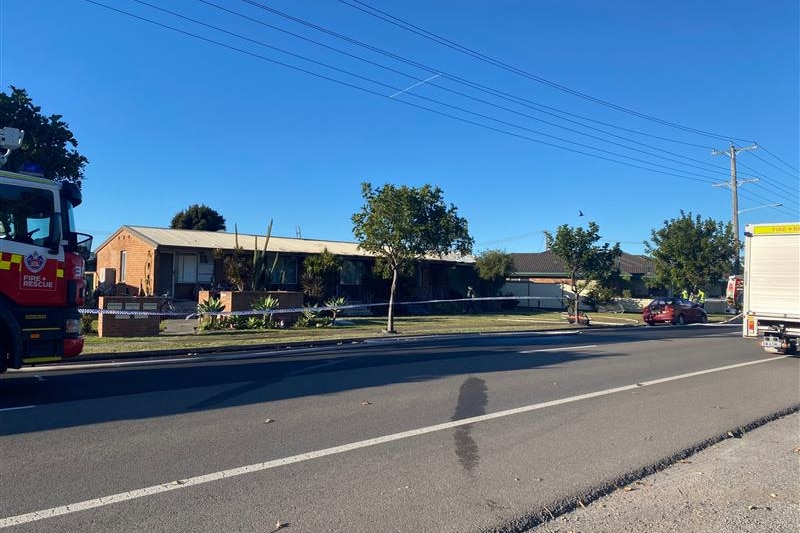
(170, 204, 226, 232)
(544, 222, 622, 315)
(352, 182, 473, 332)
(645, 211, 735, 294)
(0, 86, 88, 182)
(474, 249, 514, 296)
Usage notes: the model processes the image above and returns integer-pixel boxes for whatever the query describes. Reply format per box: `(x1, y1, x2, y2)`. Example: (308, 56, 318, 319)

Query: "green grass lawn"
(80, 310, 736, 356)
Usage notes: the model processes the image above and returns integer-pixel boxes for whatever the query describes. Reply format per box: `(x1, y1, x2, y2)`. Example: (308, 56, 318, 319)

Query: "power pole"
(712, 142, 758, 273)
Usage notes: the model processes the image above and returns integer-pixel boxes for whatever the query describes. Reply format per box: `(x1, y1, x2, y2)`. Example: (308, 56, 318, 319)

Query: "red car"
(642, 297, 708, 326)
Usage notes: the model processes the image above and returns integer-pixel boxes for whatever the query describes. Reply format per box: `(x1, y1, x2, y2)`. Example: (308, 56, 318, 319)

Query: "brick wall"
(198, 290, 304, 323)
(96, 229, 156, 296)
(98, 296, 161, 337)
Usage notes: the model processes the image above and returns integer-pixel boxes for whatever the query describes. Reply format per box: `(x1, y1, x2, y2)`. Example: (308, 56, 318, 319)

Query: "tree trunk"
(571, 273, 579, 315)
(387, 267, 398, 332)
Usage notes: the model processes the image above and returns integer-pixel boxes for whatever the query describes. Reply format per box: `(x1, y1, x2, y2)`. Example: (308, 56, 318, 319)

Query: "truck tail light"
(746, 316, 757, 337)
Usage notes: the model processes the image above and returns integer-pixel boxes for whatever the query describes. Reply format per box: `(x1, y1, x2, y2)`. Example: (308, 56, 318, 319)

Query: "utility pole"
(712, 142, 758, 273)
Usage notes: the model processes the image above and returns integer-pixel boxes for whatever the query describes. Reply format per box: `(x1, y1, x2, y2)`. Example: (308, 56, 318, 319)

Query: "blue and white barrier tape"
(79, 296, 566, 319)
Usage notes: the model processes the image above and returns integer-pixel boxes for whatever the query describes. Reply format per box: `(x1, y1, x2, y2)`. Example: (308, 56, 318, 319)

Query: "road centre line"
(520, 344, 598, 353)
(0, 354, 789, 529)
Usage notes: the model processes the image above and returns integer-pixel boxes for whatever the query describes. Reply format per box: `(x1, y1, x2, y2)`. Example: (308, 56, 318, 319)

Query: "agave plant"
(324, 296, 347, 324)
(246, 316, 265, 330)
(252, 295, 280, 327)
(297, 304, 329, 328)
(197, 296, 225, 330)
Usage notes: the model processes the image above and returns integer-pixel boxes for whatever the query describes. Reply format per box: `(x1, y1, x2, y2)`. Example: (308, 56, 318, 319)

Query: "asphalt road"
(1, 325, 798, 532)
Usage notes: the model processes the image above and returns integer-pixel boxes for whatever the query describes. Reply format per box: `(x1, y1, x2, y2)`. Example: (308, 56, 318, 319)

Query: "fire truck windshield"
(0, 182, 57, 247)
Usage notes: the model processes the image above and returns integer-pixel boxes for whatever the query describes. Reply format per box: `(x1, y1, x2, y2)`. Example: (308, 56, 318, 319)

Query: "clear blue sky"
(2, 0, 798, 254)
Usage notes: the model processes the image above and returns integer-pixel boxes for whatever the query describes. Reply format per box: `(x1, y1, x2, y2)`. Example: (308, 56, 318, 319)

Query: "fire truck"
(0, 127, 91, 373)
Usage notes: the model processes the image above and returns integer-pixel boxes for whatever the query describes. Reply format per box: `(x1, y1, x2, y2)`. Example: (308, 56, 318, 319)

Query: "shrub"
(80, 314, 95, 334)
(296, 305, 331, 328)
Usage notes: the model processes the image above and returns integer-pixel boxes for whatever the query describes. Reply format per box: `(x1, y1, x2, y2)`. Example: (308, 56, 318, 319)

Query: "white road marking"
(0, 405, 36, 413)
(0, 354, 790, 528)
(520, 344, 598, 353)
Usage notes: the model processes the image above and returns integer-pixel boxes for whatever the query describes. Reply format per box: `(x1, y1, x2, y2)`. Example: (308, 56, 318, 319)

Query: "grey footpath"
(525, 411, 800, 533)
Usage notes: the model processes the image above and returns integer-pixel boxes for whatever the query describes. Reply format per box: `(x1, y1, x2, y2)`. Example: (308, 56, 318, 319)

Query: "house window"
(176, 254, 198, 283)
(341, 260, 364, 285)
(270, 256, 298, 285)
(119, 251, 127, 282)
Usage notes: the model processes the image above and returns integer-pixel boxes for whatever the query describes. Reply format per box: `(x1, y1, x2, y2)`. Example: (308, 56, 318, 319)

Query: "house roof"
(99, 226, 473, 263)
(510, 251, 653, 276)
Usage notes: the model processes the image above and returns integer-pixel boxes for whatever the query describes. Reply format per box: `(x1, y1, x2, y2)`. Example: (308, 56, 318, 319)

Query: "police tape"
(78, 296, 566, 319)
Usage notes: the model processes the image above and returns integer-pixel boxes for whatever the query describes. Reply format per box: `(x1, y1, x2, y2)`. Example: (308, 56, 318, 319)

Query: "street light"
(738, 203, 783, 215)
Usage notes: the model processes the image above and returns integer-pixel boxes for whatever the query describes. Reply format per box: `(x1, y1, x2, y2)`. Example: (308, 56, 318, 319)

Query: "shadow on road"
(0, 326, 739, 435)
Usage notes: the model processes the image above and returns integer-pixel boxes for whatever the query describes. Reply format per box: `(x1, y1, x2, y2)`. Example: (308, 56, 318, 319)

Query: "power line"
(341, 0, 799, 195)
(749, 150, 799, 180)
(237, 0, 718, 151)
(736, 161, 799, 198)
(337, 0, 754, 143)
(196, 0, 734, 177)
(82, 0, 723, 186)
(758, 144, 800, 174)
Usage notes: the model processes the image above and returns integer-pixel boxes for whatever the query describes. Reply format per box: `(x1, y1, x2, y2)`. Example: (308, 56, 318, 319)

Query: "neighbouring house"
(501, 251, 656, 310)
(94, 226, 474, 303)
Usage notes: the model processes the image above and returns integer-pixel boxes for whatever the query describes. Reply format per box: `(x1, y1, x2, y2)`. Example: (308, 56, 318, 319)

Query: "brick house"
(94, 226, 474, 302)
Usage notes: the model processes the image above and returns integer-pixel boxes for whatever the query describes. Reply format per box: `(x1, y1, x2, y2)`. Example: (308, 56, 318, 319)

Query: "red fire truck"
(0, 127, 91, 373)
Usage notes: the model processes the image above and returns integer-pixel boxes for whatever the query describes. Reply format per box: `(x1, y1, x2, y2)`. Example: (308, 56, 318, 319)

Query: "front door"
(156, 252, 174, 296)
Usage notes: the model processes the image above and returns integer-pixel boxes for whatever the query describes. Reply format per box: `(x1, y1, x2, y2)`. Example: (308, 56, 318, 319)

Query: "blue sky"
(2, 0, 798, 254)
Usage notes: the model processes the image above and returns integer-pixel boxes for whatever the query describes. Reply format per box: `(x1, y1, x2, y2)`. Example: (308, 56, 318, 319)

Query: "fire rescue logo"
(24, 252, 47, 273)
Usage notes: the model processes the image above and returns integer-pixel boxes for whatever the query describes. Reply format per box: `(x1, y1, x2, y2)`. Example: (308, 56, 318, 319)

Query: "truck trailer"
(742, 222, 800, 355)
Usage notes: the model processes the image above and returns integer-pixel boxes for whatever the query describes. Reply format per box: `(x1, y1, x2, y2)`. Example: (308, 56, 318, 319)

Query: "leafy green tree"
(645, 211, 735, 294)
(474, 249, 514, 296)
(352, 182, 473, 332)
(170, 204, 226, 232)
(0, 86, 88, 182)
(544, 222, 622, 314)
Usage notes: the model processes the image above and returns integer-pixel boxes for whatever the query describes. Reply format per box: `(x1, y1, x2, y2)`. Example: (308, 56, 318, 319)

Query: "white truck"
(742, 222, 800, 355)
